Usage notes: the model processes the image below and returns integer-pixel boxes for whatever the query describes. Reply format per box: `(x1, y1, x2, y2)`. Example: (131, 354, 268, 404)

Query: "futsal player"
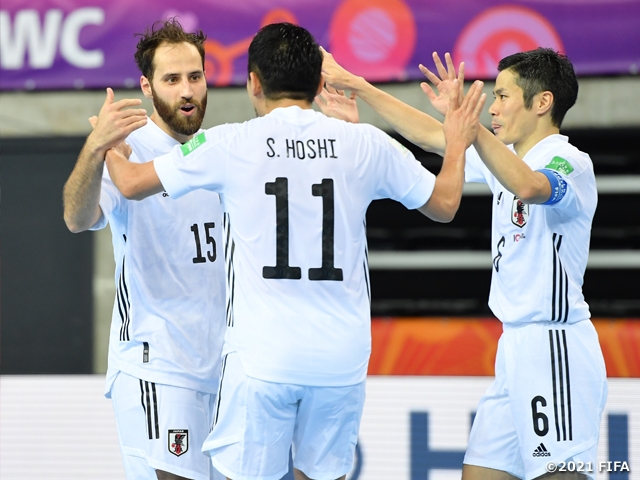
(101, 23, 486, 480)
(63, 19, 226, 480)
(321, 47, 607, 480)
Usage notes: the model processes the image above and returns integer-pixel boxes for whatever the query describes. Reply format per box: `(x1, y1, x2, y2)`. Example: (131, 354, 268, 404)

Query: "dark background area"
(1, 129, 638, 373)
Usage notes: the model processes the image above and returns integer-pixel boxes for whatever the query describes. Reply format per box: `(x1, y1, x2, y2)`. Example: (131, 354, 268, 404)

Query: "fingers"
(419, 64, 441, 85)
(419, 82, 437, 102)
(460, 81, 486, 117)
(88, 116, 98, 129)
(448, 79, 460, 110)
(458, 61, 465, 84)
(444, 52, 456, 79)
(432, 52, 448, 80)
(103, 87, 114, 107)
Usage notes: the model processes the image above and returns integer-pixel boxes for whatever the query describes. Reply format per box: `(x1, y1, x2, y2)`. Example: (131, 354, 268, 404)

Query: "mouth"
(179, 104, 196, 116)
(491, 124, 502, 133)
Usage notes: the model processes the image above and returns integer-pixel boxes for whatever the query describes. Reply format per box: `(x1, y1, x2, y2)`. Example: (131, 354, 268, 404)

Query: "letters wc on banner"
(1, 0, 640, 90)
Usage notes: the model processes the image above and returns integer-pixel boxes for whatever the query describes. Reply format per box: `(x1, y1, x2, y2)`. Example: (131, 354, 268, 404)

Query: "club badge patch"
(168, 429, 188, 457)
(511, 196, 529, 228)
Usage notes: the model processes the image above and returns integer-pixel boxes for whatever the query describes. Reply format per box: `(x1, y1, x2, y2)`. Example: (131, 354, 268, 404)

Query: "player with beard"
(63, 19, 226, 480)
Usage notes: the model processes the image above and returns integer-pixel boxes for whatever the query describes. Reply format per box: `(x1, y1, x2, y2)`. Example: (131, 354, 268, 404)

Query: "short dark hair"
(247, 23, 322, 103)
(498, 48, 578, 127)
(134, 18, 206, 81)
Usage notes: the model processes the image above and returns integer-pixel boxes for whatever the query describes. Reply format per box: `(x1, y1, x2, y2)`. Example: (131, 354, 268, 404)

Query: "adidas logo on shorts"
(532, 443, 551, 457)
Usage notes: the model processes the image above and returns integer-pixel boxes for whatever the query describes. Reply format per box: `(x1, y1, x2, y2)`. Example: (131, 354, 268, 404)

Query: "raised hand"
(443, 80, 486, 149)
(419, 52, 465, 116)
(89, 87, 147, 152)
(315, 85, 359, 123)
(320, 47, 363, 92)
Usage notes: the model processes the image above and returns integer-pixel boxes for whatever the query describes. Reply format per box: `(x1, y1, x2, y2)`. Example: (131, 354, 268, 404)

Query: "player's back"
(157, 106, 434, 387)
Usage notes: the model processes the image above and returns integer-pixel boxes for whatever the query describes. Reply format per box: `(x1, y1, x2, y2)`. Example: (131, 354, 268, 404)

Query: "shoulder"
(535, 135, 593, 178)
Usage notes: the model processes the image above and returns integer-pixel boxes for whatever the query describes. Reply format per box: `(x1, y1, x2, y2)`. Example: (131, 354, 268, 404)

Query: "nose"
(488, 97, 499, 117)
(180, 77, 193, 99)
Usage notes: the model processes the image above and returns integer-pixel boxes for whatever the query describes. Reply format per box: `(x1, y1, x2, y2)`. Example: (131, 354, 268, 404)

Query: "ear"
(315, 74, 325, 97)
(248, 71, 263, 98)
(140, 76, 153, 99)
(537, 91, 553, 117)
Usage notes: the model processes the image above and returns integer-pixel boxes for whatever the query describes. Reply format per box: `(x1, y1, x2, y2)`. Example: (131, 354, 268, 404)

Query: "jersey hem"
(462, 457, 523, 479)
(242, 366, 368, 388)
(146, 457, 210, 480)
(105, 366, 219, 397)
(211, 458, 287, 480)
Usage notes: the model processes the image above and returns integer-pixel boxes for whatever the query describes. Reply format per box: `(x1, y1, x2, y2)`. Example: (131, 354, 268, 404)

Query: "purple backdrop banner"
(1, 0, 639, 90)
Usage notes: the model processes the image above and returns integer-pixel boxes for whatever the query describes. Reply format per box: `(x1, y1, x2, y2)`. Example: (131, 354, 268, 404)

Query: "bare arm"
(321, 47, 446, 155)
(422, 52, 551, 204)
(105, 144, 164, 201)
(418, 80, 486, 222)
(474, 128, 551, 203)
(62, 88, 147, 232)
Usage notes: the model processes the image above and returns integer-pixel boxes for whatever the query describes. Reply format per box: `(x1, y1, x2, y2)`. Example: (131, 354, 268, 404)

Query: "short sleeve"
(153, 130, 227, 199)
(90, 168, 122, 231)
(370, 130, 435, 209)
(464, 145, 490, 184)
(538, 154, 593, 217)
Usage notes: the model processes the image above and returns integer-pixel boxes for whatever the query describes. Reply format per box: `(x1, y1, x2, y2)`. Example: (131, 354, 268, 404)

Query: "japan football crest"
(511, 196, 529, 228)
(168, 429, 188, 456)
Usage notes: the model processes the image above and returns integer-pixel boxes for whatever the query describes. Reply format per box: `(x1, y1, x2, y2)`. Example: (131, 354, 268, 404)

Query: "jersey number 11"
(263, 177, 343, 281)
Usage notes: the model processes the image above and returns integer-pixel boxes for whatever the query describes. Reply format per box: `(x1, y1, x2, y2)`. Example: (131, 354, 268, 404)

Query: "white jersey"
(465, 134, 597, 325)
(154, 106, 435, 386)
(93, 120, 226, 395)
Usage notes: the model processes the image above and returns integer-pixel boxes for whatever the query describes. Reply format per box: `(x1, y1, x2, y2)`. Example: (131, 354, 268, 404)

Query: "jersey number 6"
(263, 177, 343, 281)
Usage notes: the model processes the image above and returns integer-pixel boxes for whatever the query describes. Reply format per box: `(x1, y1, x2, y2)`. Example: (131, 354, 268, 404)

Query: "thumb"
(103, 87, 114, 107)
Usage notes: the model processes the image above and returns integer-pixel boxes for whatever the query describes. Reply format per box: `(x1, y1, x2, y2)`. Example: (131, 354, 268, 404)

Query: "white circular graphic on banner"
(453, 5, 564, 79)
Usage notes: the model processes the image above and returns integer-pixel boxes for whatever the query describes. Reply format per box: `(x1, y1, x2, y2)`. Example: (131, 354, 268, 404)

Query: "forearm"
(351, 77, 446, 155)
(475, 128, 550, 203)
(62, 138, 106, 233)
(418, 140, 466, 222)
(105, 149, 163, 201)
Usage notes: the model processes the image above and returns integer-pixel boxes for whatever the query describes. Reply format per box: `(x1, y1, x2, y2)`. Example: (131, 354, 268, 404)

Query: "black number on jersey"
(493, 235, 505, 272)
(191, 222, 217, 263)
(531, 395, 549, 436)
(263, 177, 343, 281)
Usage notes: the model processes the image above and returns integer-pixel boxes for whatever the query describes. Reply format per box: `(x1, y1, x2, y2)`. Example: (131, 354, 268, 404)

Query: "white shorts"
(464, 320, 608, 480)
(110, 371, 217, 480)
(203, 352, 366, 480)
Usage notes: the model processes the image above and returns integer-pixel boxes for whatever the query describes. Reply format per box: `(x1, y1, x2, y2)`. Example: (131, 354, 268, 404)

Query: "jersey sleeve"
(153, 128, 228, 199)
(370, 130, 435, 209)
(89, 167, 122, 231)
(464, 145, 490, 184)
(537, 152, 593, 216)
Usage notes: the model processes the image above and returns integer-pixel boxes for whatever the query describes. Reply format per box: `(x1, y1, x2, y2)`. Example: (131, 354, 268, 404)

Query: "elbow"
(515, 185, 545, 204)
(433, 205, 458, 223)
(419, 198, 460, 223)
(117, 179, 144, 201)
(63, 213, 87, 234)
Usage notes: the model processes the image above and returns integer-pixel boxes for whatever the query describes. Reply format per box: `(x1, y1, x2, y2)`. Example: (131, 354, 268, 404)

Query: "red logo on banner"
(329, 0, 416, 82)
(453, 5, 564, 79)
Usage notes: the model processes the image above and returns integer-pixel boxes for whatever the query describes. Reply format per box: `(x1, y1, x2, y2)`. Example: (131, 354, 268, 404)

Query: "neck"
(149, 111, 193, 144)
(258, 97, 313, 116)
(513, 124, 560, 158)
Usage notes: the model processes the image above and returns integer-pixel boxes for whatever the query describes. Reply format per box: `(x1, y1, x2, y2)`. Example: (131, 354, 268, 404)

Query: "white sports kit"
(93, 120, 226, 480)
(154, 106, 436, 479)
(463, 135, 607, 480)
